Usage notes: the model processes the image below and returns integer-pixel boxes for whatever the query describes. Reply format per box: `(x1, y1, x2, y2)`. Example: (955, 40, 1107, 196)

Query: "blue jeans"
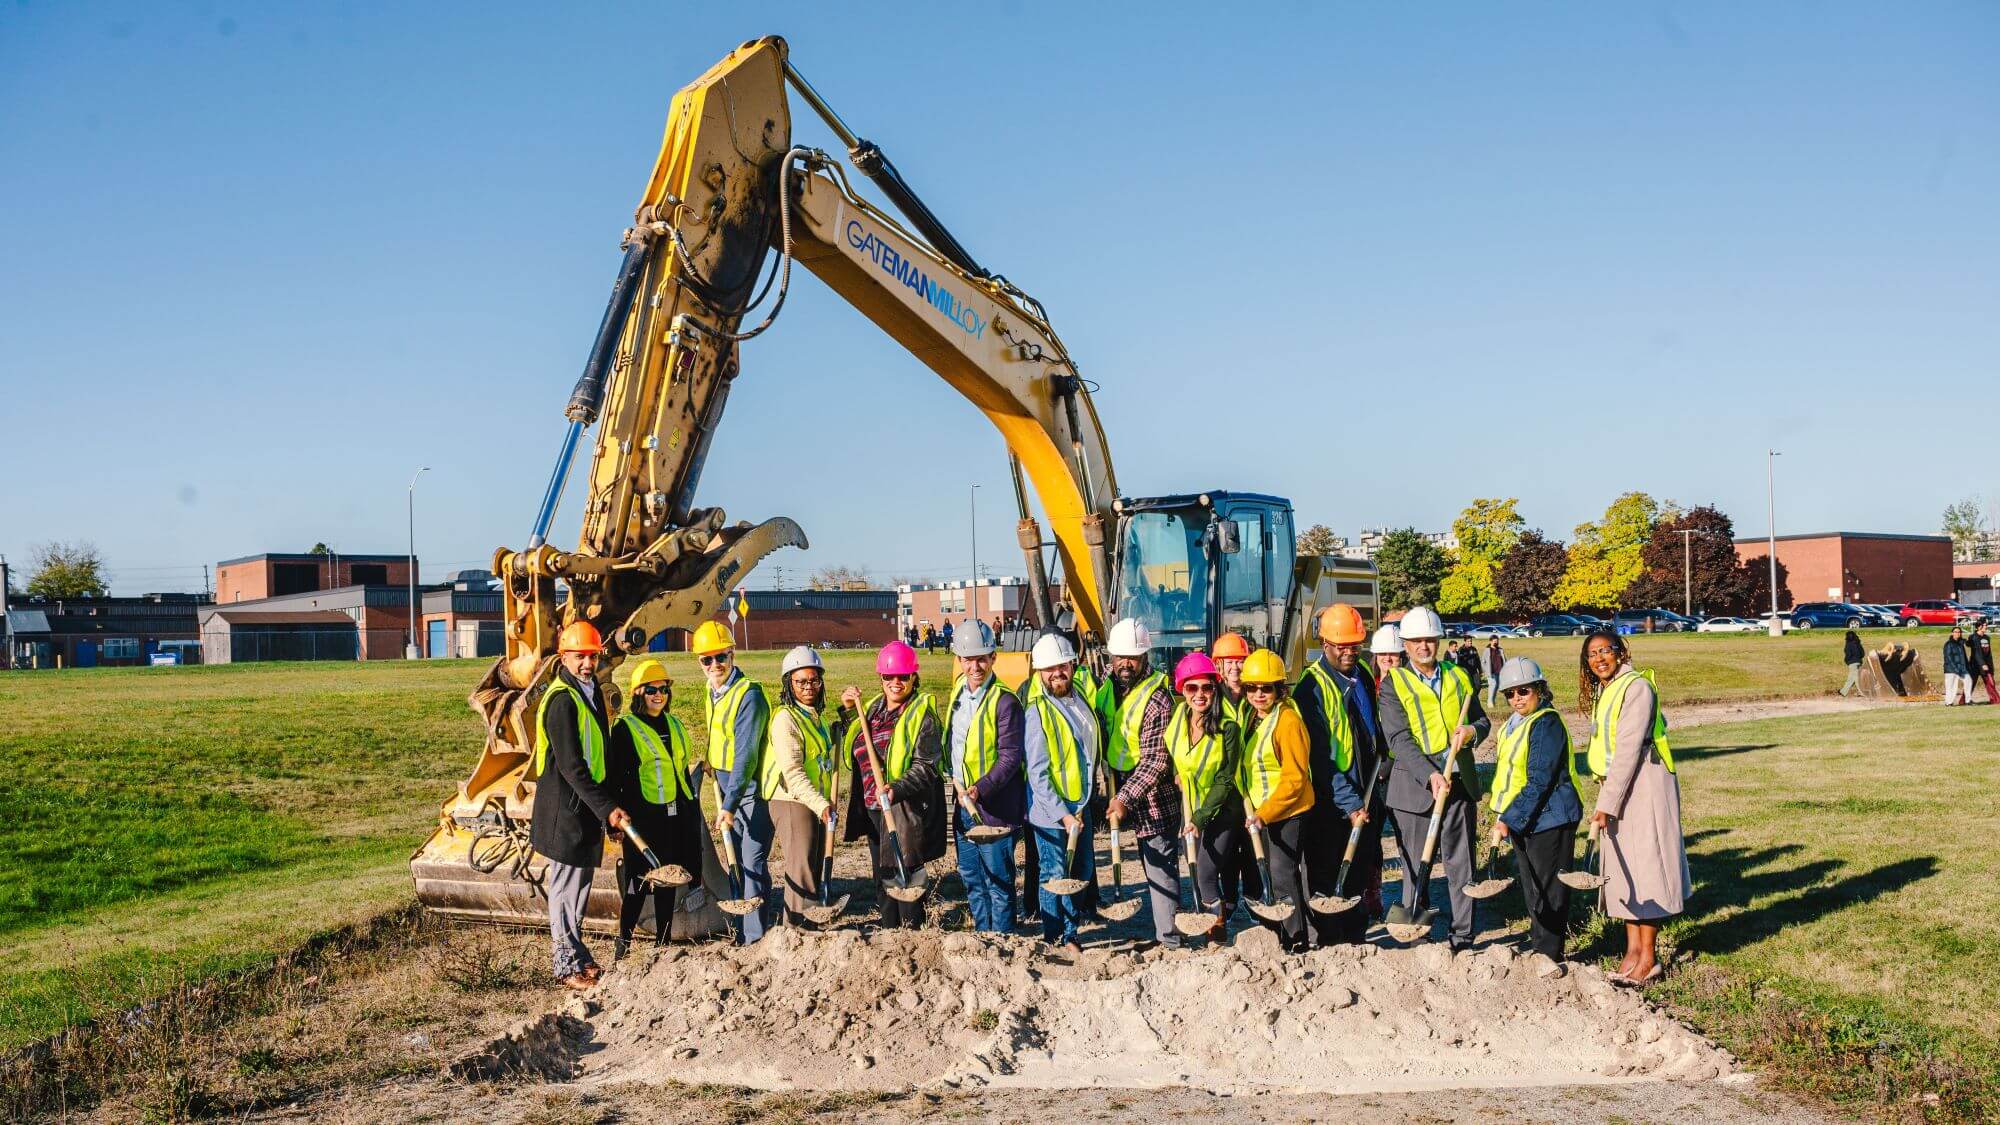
(955, 810, 1016, 932)
(1031, 819, 1094, 944)
(724, 796, 774, 944)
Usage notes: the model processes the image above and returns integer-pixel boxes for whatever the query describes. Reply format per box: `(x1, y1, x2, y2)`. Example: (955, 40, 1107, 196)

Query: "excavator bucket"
(1856, 643, 1934, 701)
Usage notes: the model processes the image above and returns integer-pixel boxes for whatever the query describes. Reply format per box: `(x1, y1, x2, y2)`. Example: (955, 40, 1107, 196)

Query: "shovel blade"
(718, 898, 761, 917)
(1557, 872, 1607, 891)
(1246, 900, 1296, 923)
(642, 864, 694, 888)
(800, 894, 852, 926)
(964, 826, 1011, 843)
(1383, 922, 1432, 942)
(885, 876, 930, 902)
(1463, 878, 1515, 900)
(1174, 912, 1220, 937)
(1309, 894, 1360, 915)
(1042, 878, 1087, 896)
(1098, 898, 1143, 922)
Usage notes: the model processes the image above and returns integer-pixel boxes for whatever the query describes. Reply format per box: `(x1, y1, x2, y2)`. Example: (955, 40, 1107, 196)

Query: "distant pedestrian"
(1941, 626, 1973, 706)
(905, 625, 917, 648)
(1484, 637, 1505, 704)
(1970, 621, 1998, 705)
(1838, 630, 1865, 697)
(922, 625, 937, 653)
(941, 621, 955, 652)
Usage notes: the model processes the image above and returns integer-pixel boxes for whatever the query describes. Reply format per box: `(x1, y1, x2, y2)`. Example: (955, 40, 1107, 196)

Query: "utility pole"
(1678, 528, 1698, 617)
(1766, 450, 1782, 637)
(408, 467, 430, 659)
(970, 483, 981, 618)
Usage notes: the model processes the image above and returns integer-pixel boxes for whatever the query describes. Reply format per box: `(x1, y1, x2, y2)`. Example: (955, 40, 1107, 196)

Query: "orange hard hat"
(1211, 632, 1253, 661)
(1318, 604, 1367, 645)
(557, 621, 603, 654)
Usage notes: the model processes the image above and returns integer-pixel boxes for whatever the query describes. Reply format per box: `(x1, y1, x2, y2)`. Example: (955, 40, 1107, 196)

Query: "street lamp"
(408, 466, 430, 659)
(1676, 528, 1701, 618)
(1766, 450, 1782, 637)
(970, 483, 981, 626)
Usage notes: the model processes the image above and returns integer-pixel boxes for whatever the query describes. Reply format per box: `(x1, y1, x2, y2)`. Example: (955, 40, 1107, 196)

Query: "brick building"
(658, 589, 898, 651)
(215, 552, 415, 604)
(1734, 532, 1953, 607)
(897, 579, 1036, 641)
(419, 571, 506, 658)
(2, 592, 210, 668)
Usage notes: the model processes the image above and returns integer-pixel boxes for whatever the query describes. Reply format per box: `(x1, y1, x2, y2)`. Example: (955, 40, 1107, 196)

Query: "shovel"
(713, 817, 762, 917)
(1309, 753, 1389, 916)
(800, 768, 852, 926)
(855, 709, 929, 903)
(1384, 689, 1479, 942)
(1172, 799, 1219, 938)
(1464, 834, 1515, 900)
(1041, 819, 1088, 896)
(1097, 813, 1144, 923)
(957, 786, 1012, 844)
(1558, 820, 1608, 891)
(621, 822, 693, 889)
(1243, 802, 1296, 924)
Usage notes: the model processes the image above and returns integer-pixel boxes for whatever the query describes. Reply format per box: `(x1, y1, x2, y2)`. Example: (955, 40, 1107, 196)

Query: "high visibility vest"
(1219, 690, 1245, 729)
(704, 675, 771, 799)
(763, 703, 836, 803)
(1298, 660, 1358, 773)
(1587, 669, 1676, 777)
(1490, 708, 1581, 814)
(619, 712, 690, 805)
(948, 676, 1013, 787)
(841, 694, 937, 785)
(1237, 701, 1303, 808)
(1098, 670, 1170, 772)
(1166, 703, 1230, 813)
(1027, 695, 1087, 802)
(533, 678, 605, 783)
(1384, 663, 1474, 761)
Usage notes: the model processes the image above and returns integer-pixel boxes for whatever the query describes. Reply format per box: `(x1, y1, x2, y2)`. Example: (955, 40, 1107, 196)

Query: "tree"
(1451, 499, 1524, 564)
(309, 542, 332, 556)
(1943, 498, 1986, 561)
(1437, 555, 1501, 614)
(808, 565, 874, 590)
(1495, 530, 1567, 616)
(1741, 552, 1794, 615)
(1623, 505, 1778, 615)
(26, 540, 109, 598)
(1296, 523, 1341, 557)
(1553, 492, 1661, 610)
(1374, 527, 1449, 612)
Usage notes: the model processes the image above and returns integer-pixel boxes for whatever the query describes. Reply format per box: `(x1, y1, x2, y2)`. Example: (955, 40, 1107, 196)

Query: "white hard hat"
(1495, 656, 1546, 693)
(952, 619, 996, 657)
(780, 645, 823, 677)
(1369, 623, 1402, 655)
(1031, 633, 1078, 670)
(1106, 617, 1152, 657)
(1398, 606, 1444, 640)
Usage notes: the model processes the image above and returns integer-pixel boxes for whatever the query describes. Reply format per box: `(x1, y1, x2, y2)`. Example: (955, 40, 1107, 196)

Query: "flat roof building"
(215, 552, 416, 604)
(1734, 532, 1953, 608)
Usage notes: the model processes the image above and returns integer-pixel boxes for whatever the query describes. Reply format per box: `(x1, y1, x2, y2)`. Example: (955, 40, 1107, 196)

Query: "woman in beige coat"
(1579, 630, 1690, 986)
(767, 646, 839, 926)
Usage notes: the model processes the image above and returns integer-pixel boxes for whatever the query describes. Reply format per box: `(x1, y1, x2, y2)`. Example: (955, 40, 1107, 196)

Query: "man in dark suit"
(531, 621, 630, 990)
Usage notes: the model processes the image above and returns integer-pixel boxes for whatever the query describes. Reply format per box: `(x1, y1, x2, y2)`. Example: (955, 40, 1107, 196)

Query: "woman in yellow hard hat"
(1237, 648, 1315, 952)
(607, 657, 702, 959)
(690, 619, 774, 944)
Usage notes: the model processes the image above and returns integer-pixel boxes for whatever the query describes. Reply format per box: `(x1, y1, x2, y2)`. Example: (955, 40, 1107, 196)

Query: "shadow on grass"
(1671, 742, 1778, 761)
(1677, 828, 1939, 958)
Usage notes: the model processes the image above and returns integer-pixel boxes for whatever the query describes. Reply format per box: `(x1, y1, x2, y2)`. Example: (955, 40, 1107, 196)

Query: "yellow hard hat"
(1241, 648, 1287, 684)
(690, 620, 735, 656)
(628, 658, 671, 691)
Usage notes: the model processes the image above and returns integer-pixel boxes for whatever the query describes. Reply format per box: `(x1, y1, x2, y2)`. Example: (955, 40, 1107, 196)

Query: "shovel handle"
(1064, 818, 1081, 872)
(621, 822, 663, 869)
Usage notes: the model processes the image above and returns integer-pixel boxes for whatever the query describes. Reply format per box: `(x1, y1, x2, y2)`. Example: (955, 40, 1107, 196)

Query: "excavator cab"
(1112, 492, 1297, 669)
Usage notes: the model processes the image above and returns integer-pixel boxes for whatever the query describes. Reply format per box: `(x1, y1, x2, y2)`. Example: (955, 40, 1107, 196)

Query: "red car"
(1897, 599, 1970, 627)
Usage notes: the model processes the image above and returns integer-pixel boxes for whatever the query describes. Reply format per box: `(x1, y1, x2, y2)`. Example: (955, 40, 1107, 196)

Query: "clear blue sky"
(3, 2, 1995, 595)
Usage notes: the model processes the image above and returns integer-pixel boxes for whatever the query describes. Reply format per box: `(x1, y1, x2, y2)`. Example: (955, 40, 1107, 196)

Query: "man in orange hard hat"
(531, 620, 631, 990)
(691, 619, 774, 943)
(1291, 604, 1383, 945)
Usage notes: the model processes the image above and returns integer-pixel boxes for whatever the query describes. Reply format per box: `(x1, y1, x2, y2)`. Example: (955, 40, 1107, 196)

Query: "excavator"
(410, 36, 1377, 933)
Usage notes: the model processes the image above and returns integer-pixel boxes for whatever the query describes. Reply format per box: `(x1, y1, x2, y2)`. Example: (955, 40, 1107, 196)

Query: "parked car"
(1467, 624, 1527, 638)
(1526, 613, 1591, 637)
(1898, 599, 1969, 627)
(1697, 616, 1762, 633)
(1614, 608, 1690, 633)
(1789, 602, 1879, 630)
(1756, 611, 1795, 633)
(1858, 604, 1902, 626)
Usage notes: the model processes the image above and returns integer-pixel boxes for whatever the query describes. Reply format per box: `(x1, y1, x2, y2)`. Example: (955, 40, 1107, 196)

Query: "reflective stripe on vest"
(949, 676, 1010, 787)
(533, 678, 606, 783)
(1299, 660, 1357, 773)
(1490, 708, 1581, 814)
(1385, 664, 1473, 760)
(841, 694, 937, 784)
(619, 712, 689, 805)
(1166, 702, 1228, 813)
(1237, 701, 1303, 808)
(1099, 670, 1169, 772)
(764, 702, 834, 803)
(1028, 696, 1087, 802)
(1587, 669, 1675, 777)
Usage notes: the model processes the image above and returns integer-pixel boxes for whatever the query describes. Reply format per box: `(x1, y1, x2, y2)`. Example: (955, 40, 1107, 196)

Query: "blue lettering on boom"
(844, 219, 986, 340)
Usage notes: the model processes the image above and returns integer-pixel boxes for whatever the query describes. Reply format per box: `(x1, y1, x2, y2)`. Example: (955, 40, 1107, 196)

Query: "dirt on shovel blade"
(1173, 911, 1219, 936)
(643, 865, 693, 887)
(1464, 878, 1515, 900)
(1559, 871, 1607, 890)
(1309, 894, 1360, 914)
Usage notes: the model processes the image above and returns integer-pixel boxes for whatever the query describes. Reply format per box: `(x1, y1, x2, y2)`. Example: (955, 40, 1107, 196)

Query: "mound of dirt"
(463, 927, 1733, 1095)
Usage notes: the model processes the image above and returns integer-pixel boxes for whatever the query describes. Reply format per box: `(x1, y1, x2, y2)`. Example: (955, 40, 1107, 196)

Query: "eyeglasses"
(1502, 686, 1537, 699)
(791, 674, 824, 688)
(638, 685, 668, 697)
(1244, 683, 1278, 695)
(698, 654, 730, 667)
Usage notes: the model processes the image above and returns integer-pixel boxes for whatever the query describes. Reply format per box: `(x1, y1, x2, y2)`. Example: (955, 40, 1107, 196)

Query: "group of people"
(1938, 620, 1999, 705)
(528, 606, 1691, 994)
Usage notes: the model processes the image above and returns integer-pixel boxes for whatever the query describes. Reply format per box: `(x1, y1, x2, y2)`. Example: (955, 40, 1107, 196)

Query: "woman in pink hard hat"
(1168, 652, 1248, 942)
(838, 640, 946, 929)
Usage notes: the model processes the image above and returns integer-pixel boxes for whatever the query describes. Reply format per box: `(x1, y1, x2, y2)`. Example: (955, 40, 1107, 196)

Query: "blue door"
(428, 619, 449, 659)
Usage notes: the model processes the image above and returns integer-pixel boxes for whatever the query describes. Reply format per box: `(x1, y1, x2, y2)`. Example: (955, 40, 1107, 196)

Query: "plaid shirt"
(1111, 684, 1180, 838)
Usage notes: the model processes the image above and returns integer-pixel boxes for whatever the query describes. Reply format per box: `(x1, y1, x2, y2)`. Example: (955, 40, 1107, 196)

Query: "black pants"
(1019, 826, 1041, 922)
(867, 808, 926, 929)
(1194, 802, 1252, 914)
(617, 885, 675, 945)
(1512, 821, 1576, 960)
(1255, 814, 1309, 951)
(1303, 801, 1367, 946)
(1392, 796, 1478, 945)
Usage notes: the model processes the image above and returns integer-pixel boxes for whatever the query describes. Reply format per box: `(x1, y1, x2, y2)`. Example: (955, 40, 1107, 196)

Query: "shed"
(200, 610, 359, 664)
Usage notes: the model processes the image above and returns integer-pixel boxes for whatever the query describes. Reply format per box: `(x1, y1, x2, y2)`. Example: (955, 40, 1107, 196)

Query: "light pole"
(1678, 528, 1699, 618)
(1766, 450, 1782, 637)
(408, 466, 430, 659)
(970, 483, 980, 626)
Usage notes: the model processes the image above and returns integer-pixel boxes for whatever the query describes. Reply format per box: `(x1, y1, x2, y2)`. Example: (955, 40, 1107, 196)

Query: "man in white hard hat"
(1023, 633, 1098, 950)
(1378, 606, 1490, 950)
(947, 621, 1025, 933)
(1099, 618, 1185, 948)
(765, 646, 838, 927)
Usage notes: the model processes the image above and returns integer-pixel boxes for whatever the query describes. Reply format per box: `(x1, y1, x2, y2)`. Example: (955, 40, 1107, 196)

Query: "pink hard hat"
(1173, 651, 1218, 692)
(876, 641, 920, 677)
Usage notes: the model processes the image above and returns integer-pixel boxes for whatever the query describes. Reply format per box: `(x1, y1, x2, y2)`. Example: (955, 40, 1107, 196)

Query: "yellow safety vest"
(1166, 703, 1230, 813)
(841, 694, 937, 785)
(1098, 670, 1170, 772)
(618, 712, 690, 805)
(1490, 708, 1581, 814)
(1298, 660, 1358, 773)
(763, 703, 836, 803)
(1219, 691, 1245, 729)
(1026, 695, 1087, 802)
(1587, 669, 1676, 777)
(1237, 701, 1303, 808)
(1384, 663, 1474, 761)
(533, 678, 605, 783)
(704, 675, 770, 791)
(948, 676, 1013, 787)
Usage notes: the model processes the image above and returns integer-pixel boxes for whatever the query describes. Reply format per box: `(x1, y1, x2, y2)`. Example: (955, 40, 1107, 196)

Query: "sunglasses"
(698, 653, 730, 667)
(638, 685, 668, 697)
(1182, 682, 1214, 694)
(881, 673, 914, 683)
(1244, 683, 1278, 694)
(1502, 686, 1537, 698)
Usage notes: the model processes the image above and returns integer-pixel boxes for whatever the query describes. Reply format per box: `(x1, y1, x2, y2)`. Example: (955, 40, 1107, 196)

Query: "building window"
(350, 564, 389, 586)
(274, 563, 321, 596)
(102, 638, 140, 660)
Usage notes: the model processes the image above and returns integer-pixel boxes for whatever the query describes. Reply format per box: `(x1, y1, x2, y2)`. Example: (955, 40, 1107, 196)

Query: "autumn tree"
(1494, 530, 1567, 616)
(1438, 499, 1523, 614)
(1943, 497, 1988, 561)
(26, 540, 109, 598)
(1622, 505, 1778, 615)
(1375, 527, 1449, 612)
(1554, 492, 1662, 611)
(1296, 523, 1341, 557)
